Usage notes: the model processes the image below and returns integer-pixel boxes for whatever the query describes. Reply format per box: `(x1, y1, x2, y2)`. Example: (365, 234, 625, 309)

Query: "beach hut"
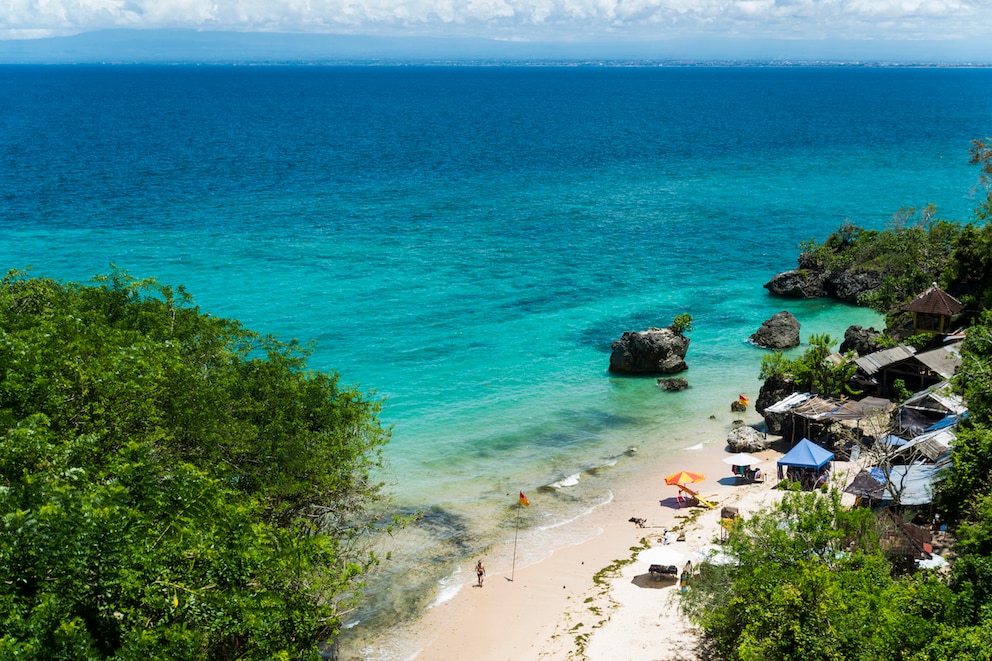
(900, 284, 964, 335)
(777, 438, 834, 489)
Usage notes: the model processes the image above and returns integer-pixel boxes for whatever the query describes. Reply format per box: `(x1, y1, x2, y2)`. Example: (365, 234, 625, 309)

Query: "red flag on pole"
(739, 394, 750, 406)
(519, 491, 530, 507)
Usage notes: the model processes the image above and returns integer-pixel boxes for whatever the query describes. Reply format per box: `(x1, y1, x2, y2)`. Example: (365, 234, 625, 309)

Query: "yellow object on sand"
(676, 483, 716, 509)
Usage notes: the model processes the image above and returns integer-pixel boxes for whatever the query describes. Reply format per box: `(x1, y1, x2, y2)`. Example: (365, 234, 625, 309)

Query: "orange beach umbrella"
(664, 470, 705, 486)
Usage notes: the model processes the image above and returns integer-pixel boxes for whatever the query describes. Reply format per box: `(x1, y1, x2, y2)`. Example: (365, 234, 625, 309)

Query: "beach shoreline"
(394, 423, 795, 661)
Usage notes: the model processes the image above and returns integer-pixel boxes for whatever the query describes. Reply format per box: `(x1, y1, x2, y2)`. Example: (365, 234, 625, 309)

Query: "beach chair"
(676, 484, 716, 509)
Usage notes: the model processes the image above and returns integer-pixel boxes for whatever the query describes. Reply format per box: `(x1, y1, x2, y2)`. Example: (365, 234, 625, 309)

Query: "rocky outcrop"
(749, 311, 801, 349)
(727, 426, 771, 453)
(763, 269, 828, 299)
(764, 262, 883, 305)
(826, 269, 883, 303)
(756, 374, 799, 436)
(657, 378, 689, 391)
(839, 325, 884, 356)
(609, 327, 689, 375)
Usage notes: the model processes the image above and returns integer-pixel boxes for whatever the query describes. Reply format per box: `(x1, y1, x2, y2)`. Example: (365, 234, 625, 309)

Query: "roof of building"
(902, 381, 968, 415)
(827, 396, 894, 422)
(763, 392, 813, 414)
(901, 284, 965, 316)
(914, 344, 963, 379)
(855, 345, 917, 377)
(865, 463, 947, 506)
(891, 427, 956, 463)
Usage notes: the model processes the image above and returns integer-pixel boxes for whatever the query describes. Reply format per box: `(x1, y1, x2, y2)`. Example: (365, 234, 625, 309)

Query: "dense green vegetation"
(683, 140, 992, 660)
(797, 138, 992, 316)
(0, 270, 390, 659)
(758, 333, 859, 399)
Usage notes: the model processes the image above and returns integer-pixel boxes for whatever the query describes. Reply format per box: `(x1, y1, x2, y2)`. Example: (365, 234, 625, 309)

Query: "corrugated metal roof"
(903, 381, 967, 415)
(864, 463, 947, 506)
(854, 345, 916, 376)
(892, 427, 955, 462)
(764, 392, 813, 413)
(914, 345, 962, 379)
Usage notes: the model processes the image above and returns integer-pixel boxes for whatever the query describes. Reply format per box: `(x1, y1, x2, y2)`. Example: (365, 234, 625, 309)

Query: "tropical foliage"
(0, 270, 390, 659)
(682, 490, 959, 661)
(758, 334, 858, 399)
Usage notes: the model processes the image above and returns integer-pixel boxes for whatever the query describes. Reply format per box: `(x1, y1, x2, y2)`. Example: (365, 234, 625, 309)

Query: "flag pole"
(510, 500, 520, 582)
(511, 491, 529, 582)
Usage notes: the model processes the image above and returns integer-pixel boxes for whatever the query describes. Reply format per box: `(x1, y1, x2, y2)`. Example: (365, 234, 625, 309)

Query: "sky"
(1, 0, 992, 62)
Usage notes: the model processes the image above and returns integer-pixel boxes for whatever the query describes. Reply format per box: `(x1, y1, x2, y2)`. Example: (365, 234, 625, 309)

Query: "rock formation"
(749, 311, 801, 349)
(839, 325, 884, 356)
(763, 269, 828, 299)
(727, 425, 771, 453)
(764, 261, 882, 304)
(756, 374, 798, 435)
(609, 327, 689, 375)
(657, 378, 689, 391)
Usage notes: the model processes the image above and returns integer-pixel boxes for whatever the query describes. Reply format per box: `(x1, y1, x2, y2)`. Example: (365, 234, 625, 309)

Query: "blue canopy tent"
(777, 438, 835, 488)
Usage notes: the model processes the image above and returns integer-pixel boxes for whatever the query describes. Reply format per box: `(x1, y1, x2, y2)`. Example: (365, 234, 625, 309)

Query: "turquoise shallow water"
(1, 64, 990, 656)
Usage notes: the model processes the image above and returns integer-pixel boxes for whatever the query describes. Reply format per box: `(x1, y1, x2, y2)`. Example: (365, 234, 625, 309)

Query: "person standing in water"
(476, 560, 486, 587)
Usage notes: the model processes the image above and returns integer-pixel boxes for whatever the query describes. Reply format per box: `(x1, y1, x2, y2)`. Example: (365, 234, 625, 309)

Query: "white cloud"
(2, 0, 991, 43)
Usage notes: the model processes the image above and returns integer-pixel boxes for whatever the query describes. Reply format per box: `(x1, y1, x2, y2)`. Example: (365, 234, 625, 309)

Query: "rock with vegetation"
(610, 315, 692, 375)
(609, 327, 689, 374)
(827, 268, 884, 302)
(764, 251, 882, 304)
(749, 310, 801, 349)
(0, 269, 390, 659)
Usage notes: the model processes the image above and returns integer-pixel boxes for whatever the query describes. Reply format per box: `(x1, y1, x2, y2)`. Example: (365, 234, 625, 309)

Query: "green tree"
(670, 313, 693, 335)
(970, 138, 992, 224)
(682, 491, 956, 661)
(0, 269, 390, 658)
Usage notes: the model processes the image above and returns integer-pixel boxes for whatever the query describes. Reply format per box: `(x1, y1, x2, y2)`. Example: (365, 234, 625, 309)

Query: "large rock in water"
(764, 250, 883, 304)
(763, 269, 828, 299)
(727, 426, 771, 453)
(609, 327, 689, 375)
(750, 311, 801, 349)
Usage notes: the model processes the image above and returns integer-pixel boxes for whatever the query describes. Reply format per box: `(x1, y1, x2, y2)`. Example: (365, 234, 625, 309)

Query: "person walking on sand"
(476, 560, 486, 587)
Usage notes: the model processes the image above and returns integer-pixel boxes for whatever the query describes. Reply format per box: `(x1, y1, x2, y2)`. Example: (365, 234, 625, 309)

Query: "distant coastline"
(1, 29, 991, 67)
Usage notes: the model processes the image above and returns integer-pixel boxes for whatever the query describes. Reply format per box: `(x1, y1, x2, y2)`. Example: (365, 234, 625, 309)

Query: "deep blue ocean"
(2, 65, 991, 657)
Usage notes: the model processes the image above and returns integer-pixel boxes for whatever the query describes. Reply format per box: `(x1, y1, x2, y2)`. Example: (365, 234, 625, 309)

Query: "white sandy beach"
(386, 430, 862, 661)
